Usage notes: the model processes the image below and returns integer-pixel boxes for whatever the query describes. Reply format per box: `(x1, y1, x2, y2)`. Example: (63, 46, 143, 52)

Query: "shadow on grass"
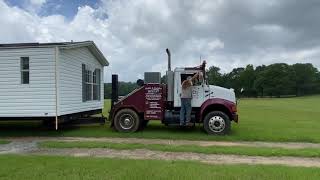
(0, 120, 206, 137)
(0, 120, 238, 142)
(0, 121, 83, 137)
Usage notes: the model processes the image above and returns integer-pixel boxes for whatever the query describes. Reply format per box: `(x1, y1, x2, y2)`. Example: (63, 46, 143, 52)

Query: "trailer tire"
(114, 109, 141, 132)
(203, 111, 230, 135)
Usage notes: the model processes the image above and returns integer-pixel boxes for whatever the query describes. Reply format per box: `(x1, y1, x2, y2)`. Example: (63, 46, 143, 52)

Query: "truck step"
(164, 122, 196, 127)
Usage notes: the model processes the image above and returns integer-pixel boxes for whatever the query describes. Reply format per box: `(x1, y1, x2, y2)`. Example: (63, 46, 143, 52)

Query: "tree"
(317, 72, 320, 93)
(118, 82, 138, 96)
(104, 82, 138, 99)
(223, 67, 244, 96)
(239, 65, 257, 97)
(104, 83, 112, 99)
(161, 75, 167, 84)
(292, 63, 319, 96)
(254, 65, 267, 96)
(254, 63, 296, 97)
(206, 66, 223, 86)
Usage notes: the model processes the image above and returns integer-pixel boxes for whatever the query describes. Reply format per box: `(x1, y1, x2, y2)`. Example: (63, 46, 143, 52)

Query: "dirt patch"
(29, 148, 320, 168)
(0, 140, 37, 154)
(5, 136, 320, 149)
(2, 137, 320, 167)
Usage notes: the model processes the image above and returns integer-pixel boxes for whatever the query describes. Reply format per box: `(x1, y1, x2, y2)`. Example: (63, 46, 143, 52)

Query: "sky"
(1, 0, 320, 82)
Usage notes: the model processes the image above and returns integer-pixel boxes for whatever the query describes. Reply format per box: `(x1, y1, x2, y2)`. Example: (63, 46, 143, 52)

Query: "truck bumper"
(232, 113, 239, 123)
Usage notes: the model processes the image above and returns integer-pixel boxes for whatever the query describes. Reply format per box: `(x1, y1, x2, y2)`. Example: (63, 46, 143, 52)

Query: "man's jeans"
(180, 98, 192, 125)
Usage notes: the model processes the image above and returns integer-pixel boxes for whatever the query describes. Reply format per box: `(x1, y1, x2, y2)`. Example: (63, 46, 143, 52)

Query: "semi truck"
(109, 49, 238, 135)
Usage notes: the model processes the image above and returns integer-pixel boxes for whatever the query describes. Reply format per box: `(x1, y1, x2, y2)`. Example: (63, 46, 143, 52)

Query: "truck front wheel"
(114, 109, 141, 132)
(203, 111, 231, 135)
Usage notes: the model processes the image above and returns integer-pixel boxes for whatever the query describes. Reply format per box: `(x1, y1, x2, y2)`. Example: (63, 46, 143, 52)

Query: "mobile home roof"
(0, 41, 109, 66)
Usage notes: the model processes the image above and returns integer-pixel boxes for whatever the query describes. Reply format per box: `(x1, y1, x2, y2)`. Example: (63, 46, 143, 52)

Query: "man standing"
(180, 73, 198, 126)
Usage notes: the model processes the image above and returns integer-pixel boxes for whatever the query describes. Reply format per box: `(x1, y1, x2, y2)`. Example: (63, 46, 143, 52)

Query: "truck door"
(174, 72, 205, 108)
(191, 75, 206, 107)
(191, 84, 204, 107)
(174, 72, 182, 107)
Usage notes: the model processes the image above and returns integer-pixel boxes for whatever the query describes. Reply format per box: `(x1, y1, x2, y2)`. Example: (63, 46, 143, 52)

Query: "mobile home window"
(20, 57, 29, 84)
(93, 69, 101, 100)
(82, 64, 86, 101)
(82, 64, 92, 102)
(82, 64, 101, 102)
(85, 69, 93, 101)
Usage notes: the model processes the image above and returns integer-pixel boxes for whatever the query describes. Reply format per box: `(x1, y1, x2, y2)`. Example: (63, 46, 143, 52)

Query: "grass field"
(40, 141, 320, 158)
(0, 140, 9, 144)
(0, 155, 319, 180)
(0, 96, 319, 142)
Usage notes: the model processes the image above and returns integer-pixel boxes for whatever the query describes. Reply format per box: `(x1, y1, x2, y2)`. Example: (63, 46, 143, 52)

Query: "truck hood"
(208, 85, 236, 103)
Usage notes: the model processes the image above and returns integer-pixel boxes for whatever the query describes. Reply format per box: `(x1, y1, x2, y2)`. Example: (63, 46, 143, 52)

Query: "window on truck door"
(180, 73, 202, 86)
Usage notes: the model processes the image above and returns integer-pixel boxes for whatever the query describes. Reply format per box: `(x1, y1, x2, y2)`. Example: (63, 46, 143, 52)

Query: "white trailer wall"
(58, 47, 104, 116)
(0, 47, 57, 117)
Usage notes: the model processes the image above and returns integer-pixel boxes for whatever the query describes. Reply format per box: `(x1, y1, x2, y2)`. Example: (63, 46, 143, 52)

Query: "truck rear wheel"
(114, 109, 141, 132)
(203, 111, 231, 135)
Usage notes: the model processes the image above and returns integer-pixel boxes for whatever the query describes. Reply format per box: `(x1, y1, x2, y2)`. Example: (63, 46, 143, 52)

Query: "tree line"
(104, 81, 138, 99)
(207, 63, 320, 97)
(104, 63, 320, 98)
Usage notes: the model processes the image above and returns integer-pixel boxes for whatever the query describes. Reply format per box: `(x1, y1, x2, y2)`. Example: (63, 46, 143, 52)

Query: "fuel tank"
(163, 110, 196, 125)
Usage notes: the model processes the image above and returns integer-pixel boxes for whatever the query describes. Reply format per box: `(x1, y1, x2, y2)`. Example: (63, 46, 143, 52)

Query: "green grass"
(1, 96, 320, 143)
(236, 95, 320, 142)
(0, 140, 9, 144)
(0, 155, 319, 180)
(40, 140, 320, 158)
(102, 99, 111, 116)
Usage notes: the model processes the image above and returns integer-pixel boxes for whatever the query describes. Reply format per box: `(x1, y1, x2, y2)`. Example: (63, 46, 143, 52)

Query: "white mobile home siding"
(58, 47, 104, 116)
(0, 47, 56, 117)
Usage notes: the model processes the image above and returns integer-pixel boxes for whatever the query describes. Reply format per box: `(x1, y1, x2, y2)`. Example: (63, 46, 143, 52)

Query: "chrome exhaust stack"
(166, 49, 174, 102)
(166, 48, 171, 71)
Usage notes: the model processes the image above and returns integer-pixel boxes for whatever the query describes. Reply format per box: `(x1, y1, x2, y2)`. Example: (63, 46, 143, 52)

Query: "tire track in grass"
(5, 136, 320, 149)
(0, 140, 37, 154)
(29, 148, 320, 168)
(3, 137, 320, 167)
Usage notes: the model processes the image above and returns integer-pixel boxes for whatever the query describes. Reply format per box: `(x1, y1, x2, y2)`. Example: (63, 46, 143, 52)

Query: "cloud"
(30, 0, 46, 6)
(26, 0, 47, 13)
(0, 0, 320, 82)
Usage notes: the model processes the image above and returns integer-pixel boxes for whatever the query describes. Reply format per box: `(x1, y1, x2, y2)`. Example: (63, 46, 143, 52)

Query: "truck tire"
(114, 109, 141, 132)
(203, 111, 231, 135)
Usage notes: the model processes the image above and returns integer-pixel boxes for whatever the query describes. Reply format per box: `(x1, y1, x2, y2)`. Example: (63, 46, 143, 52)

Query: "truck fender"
(200, 98, 236, 121)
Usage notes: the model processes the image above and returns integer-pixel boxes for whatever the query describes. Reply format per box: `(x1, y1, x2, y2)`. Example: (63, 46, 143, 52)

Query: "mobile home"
(0, 41, 109, 128)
